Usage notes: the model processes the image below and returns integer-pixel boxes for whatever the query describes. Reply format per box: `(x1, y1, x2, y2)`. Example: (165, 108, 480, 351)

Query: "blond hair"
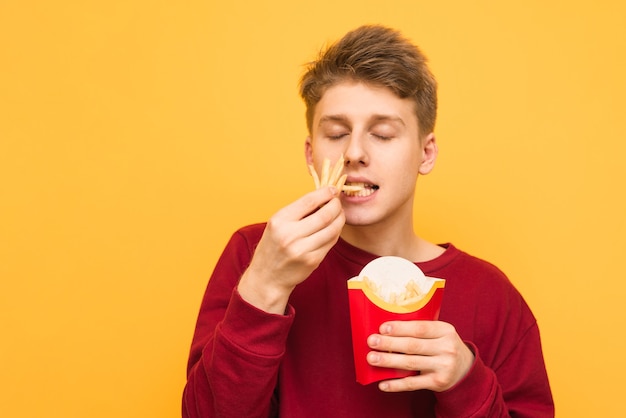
(299, 25, 438, 138)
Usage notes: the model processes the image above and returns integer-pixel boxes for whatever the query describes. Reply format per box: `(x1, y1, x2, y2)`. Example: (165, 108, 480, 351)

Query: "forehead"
(313, 81, 418, 128)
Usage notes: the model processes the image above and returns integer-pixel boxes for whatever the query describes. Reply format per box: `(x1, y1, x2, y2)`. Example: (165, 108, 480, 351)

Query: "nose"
(344, 133, 368, 167)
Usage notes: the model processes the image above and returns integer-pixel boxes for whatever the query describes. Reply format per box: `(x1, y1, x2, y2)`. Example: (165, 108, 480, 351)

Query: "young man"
(183, 25, 554, 417)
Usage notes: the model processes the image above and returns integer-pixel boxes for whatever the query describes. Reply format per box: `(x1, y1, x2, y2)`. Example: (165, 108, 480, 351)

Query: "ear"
(304, 136, 314, 165)
(418, 133, 438, 175)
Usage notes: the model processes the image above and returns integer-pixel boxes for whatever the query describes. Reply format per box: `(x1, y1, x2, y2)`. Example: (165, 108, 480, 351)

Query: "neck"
(341, 221, 443, 263)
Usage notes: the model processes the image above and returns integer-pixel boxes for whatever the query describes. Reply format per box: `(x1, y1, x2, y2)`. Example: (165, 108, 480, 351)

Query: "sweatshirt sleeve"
(434, 325, 554, 418)
(182, 227, 295, 418)
(431, 251, 554, 417)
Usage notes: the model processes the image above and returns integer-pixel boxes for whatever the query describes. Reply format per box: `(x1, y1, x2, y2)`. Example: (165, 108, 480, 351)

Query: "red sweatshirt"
(183, 223, 554, 417)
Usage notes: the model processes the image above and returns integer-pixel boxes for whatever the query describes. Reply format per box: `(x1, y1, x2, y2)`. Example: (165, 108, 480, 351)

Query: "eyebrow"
(317, 114, 406, 127)
(317, 115, 349, 127)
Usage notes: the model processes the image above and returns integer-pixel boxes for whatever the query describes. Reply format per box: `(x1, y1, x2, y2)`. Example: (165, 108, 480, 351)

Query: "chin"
(343, 214, 381, 227)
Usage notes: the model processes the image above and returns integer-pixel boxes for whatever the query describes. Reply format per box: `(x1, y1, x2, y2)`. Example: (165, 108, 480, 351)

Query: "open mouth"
(342, 182, 379, 197)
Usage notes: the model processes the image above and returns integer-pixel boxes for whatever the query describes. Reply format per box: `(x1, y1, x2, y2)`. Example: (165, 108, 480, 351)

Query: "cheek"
(397, 171, 419, 189)
(394, 155, 421, 187)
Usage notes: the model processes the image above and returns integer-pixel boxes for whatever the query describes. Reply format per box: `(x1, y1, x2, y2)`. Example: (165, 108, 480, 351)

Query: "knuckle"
(409, 321, 428, 337)
(275, 233, 293, 253)
(301, 194, 318, 210)
(317, 207, 334, 225)
(432, 373, 453, 391)
(378, 336, 393, 351)
(301, 251, 320, 268)
(266, 214, 279, 230)
(440, 355, 455, 371)
(410, 320, 422, 334)
(405, 355, 421, 371)
(404, 377, 421, 391)
(443, 322, 458, 336)
(406, 338, 422, 354)
(266, 215, 286, 236)
(327, 220, 343, 238)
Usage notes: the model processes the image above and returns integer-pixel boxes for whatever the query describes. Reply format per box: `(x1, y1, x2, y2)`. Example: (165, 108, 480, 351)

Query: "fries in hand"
(308, 155, 364, 193)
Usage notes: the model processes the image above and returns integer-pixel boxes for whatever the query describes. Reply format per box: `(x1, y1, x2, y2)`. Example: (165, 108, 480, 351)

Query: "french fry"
(328, 155, 344, 187)
(308, 164, 320, 189)
(320, 158, 331, 187)
(361, 275, 424, 306)
(308, 155, 365, 193)
(335, 173, 347, 190)
(363, 276, 379, 295)
(342, 184, 364, 192)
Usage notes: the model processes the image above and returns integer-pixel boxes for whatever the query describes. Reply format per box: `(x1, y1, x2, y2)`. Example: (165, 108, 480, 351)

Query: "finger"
(297, 198, 345, 247)
(377, 361, 462, 393)
(367, 351, 448, 393)
(276, 204, 343, 270)
(380, 320, 451, 339)
(263, 189, 341, 259)
(274, 187, 338, 222)
(266, 191, 343, 259)
(367, 349, 432, 371)
(299, 194, 343, 229)
(367, 333, 439, 356)
(378, 374, 433, 393)
(269, 195, 343, 254)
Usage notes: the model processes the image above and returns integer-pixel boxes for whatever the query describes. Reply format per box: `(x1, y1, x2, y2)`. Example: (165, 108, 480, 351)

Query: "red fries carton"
(347, 256, 445, 385)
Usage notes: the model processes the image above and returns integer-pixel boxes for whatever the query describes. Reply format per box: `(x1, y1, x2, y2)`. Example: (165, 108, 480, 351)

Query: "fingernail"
(379, 382, 389, 391)
(368, 335, 380, 347)
(368, 352, 380, 364)
(381, 324, 392, 335)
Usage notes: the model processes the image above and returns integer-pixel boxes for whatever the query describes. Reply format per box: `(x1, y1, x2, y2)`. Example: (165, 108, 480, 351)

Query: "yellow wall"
(1, 1, 624, 416)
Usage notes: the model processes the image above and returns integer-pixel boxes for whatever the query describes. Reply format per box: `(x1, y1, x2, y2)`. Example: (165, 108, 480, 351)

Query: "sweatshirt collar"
(332, 237, 460, 276)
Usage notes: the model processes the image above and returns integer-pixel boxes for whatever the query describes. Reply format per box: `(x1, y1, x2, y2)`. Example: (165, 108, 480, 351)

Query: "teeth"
(344, 188, 375, 197)
(343, 182, 377, 197)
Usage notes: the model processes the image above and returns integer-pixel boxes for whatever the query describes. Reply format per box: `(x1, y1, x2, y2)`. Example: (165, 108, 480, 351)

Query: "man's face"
(305, 81, 437, 228)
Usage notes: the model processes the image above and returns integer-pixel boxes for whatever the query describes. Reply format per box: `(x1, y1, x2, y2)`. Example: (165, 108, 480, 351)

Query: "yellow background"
(1, 1, 625, 417)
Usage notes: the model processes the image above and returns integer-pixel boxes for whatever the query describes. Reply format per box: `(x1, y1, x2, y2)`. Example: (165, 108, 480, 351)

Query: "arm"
(183, 187, 345, 418)
(366, 320, 553, 417)
(183, 288, 294, 418)
(364, 250, 554, 418)
(434, 323, 553, 417)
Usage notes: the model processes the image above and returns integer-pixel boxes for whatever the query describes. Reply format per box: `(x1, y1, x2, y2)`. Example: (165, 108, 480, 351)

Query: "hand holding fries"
(366, 320, 475, 393)
(238, 155, 364, 314)
(237, 186, 345, 314)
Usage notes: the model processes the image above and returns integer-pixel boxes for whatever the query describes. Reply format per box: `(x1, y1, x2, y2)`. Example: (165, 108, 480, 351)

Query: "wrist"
(237, 269, 293, 314)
